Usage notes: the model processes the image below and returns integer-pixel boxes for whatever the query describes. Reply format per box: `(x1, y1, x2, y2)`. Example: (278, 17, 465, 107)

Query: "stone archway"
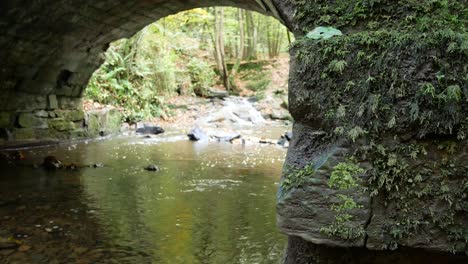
(0, 1, 466, 263)
(0, 0, 295, 141)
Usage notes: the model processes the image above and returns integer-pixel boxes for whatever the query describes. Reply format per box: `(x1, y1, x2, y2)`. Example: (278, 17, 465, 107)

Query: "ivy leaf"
(306, 26, 343, 40)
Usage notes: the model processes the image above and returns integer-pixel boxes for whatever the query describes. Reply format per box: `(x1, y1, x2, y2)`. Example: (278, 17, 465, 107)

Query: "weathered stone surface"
(0, 112, 12, 127)
(282, 236, 468, 264)
(55, 110, 85, 122)
(85, 107, 122, 137)
(277, 123, 370, 248)
(1, 92, 48, 111)
(13, 128, 35, 141)
(270, 108, 292, 121)
(58, 97, 82, 110)
(48, 118, 76, 131)
(17, 113, 48, 129)
(188, 127, 209, 141)
(34, 110, 49, 118)
(136, 125, 165, 135)
(47, 95, 58, 110)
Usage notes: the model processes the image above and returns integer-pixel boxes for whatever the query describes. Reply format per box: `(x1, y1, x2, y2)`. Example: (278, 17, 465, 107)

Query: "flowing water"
(0, 127, 288, 264)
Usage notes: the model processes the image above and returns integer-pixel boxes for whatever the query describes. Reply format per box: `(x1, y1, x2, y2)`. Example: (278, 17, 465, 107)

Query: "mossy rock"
(85, 108, 122, 137)
(48, 118, 76, 132)
(55, 110, 85, 122)
(18, 113, 48, 129)
(0, 112, 12, 127)
(14, 128, 35, 141)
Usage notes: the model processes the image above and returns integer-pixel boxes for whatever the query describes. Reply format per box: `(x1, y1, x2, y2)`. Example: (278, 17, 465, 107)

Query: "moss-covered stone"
(17, 113, 48, 128)
(279, 0, 467, 256)
(55, 109, 85, 122)
(47, 94, 58, 110)
(13, 128, 35, 141)
(85, 107, 122, 137)
(48, 118, 76, 131)
(292, 0, 466, 34)
(0, 112, 12, 127)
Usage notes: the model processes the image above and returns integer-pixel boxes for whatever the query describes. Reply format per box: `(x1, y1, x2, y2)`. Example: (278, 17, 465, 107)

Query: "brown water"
(0, 130, 288, 264)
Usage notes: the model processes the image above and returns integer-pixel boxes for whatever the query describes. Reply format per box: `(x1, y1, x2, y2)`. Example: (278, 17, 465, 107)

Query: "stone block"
(17, 113, 48, 128)
(48, 94, 58, 110)
(85, 107, 122, 137)
(14, 128, 35, 141)
(48, 118, 76, 131)
(0, 112, 12, 127)
(34, 110, 49, 118)
(58, 96, 83, 110)
(55, 109, 85, 122)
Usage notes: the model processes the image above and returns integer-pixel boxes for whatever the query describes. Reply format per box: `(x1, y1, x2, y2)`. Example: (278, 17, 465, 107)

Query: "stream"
(0, 125, 289, 264)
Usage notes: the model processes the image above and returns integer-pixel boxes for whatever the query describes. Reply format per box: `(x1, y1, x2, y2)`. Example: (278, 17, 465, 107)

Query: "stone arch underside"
(0, 0, 294, 141)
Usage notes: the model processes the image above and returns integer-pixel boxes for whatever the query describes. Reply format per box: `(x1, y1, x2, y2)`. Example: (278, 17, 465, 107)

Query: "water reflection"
(1, 136, 287, 263)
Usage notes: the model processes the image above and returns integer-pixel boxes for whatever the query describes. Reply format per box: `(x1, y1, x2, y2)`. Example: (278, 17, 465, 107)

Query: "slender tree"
(213, 7, 230, 90)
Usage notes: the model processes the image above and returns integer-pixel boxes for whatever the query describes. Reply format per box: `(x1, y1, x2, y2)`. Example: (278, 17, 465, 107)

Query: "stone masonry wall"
(0, 0, 291, 143)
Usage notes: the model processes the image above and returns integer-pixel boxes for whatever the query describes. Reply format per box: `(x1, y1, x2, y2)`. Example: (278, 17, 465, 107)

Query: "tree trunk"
(244, 11, 258, 60)
(214, 7, 230, 90)
(231, 8, 244, 77)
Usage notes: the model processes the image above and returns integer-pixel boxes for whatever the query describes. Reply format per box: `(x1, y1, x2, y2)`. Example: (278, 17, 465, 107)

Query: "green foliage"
(292, 0, 466, 33)
(293, 28, 468, 140)
(320, 194, 366, 240)
(328, 60, 348, 74)
(321, 162, 366, 240)
(353, 140, 468, 251)
(328, 162, 364, 190)
(85, 37, 170, 121)
(187, 57, 216, 97)
(290, 0, 467, 252)
(281, 163, 315, 193)
(85, 8, 290, 119)
(246, 76, 271, 92)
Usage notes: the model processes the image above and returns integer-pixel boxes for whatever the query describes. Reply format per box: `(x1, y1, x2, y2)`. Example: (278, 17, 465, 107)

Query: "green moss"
(320, 194, 366, 240)
(292, 29, 467, 140)
(281, 163, 315, 193)
(292, 0, 466, 34)
(329, 162, 364, 190)
(48, 118, 76, 132)
(0, 112, 12, 127)
(321, 163, 366, 240)
(355, 140, 468, 251)
(14, 128, 35, 141)
(287, 0, 467, 251)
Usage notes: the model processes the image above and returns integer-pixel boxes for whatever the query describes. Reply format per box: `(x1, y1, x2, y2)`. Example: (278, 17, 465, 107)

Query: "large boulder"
(279, 0, 468, 260)
(187, 127, 209, 141)
(136, 125, 165, 135)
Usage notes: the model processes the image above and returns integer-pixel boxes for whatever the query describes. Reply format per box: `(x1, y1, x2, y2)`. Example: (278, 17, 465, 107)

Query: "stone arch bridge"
(0, 1, 466, 263)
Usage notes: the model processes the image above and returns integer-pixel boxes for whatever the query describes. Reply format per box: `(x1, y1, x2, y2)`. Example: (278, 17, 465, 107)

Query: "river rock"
(145, 165, 160, 172)
(270, 108, 292, 121)
(277, 137, 287, 146)
(214, 133, 241, 143)
(188, 127, 208, 141)
(18, 244, 31, 252)
(42, 156, 62, 170)
(0, 238, 18, 250)
(92, 163, 104, 168)
(207, 88, 229, 99)
(136, 125, 165, 135)
(278, 131, 293, 147)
